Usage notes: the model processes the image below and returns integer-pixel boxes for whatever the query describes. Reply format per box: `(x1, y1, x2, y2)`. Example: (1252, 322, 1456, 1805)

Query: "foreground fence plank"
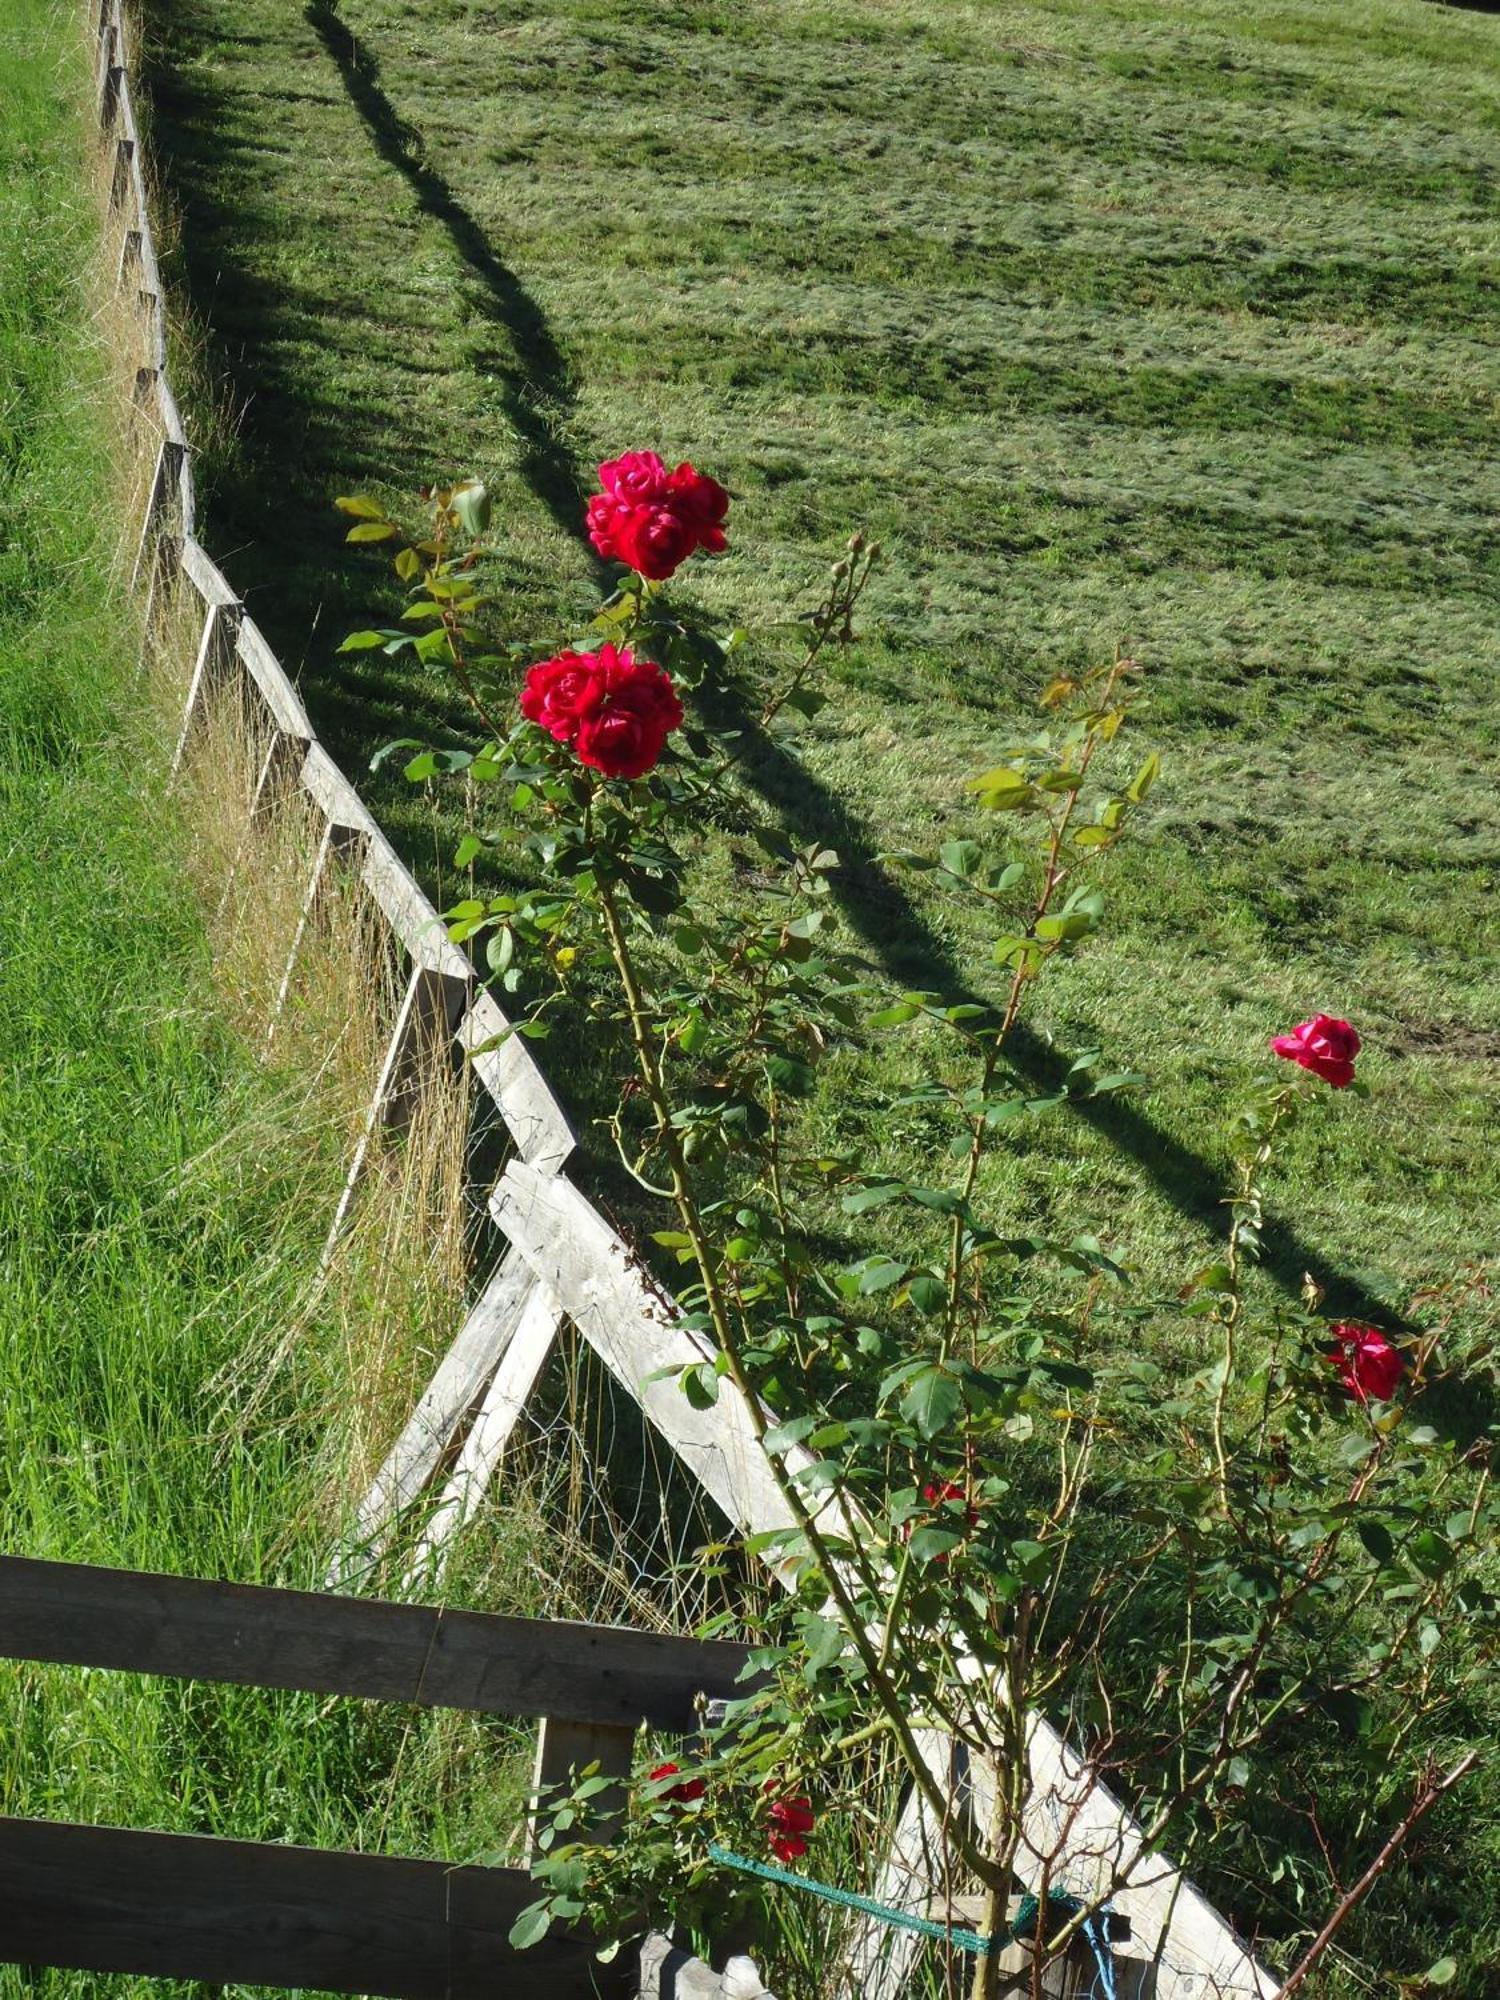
(461, 987, 574, 1172)
(0, 1816, 610, 2000)
(0, 1554, 753, 1730)
(490, 1163, 800, 1543)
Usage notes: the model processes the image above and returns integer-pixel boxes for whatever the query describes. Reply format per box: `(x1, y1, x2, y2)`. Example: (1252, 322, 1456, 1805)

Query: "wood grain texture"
(359, 829, 474, 981)
(460, 987, 573, 1172)
(335, 1254, 540, 1578)
(0, 1816, 614, 2000)
(489, 1163, 798, 1544)
(492, 1167, 1271, 1998)
(178, 534, 239, 611)
(530, 1718, 637, 1855)
(235, 615, 315, 740)
(300, 737, 379, 836)
(405, 1272, 563, 1581)
(0, 1555, 754, 1729)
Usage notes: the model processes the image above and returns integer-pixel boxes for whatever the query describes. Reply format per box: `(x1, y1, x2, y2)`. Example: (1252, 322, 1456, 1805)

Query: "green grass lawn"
(0, 9, 548, 1991)
(141, 0, 1500, 1336)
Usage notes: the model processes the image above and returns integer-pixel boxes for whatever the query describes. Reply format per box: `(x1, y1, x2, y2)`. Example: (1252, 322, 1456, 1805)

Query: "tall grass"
(0, 9, 549, 1992)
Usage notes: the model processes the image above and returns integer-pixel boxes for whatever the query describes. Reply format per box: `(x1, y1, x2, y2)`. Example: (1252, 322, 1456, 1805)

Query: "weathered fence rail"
(86, 0, 1280, 1991)
(0, 1554, 755, 1728)
(0, 1554, 770, 1997)
(0, 1816, 601, 2000)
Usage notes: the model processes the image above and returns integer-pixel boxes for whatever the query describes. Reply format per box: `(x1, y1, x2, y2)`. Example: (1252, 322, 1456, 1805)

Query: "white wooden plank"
(491, 1165, 1272, 1999)
(838, 1730, 959, 1999)
(403, 1276, 562, 1583)
(299, 739, 378, 836)
(170, 599, 238, 775)
(177, 450, 196, 539)
(976, 1728, 1277, 2000)
(360, 830, 472, 981)
(129, 438, 169, 592)
(156, 375, 187, 450)
(460, 988, 573, 1174)
(234, 616, 314, 741)
(489, 1163, 833, 1553)
(328, 1254, 541, 1587)
(176, 536, 238, 611)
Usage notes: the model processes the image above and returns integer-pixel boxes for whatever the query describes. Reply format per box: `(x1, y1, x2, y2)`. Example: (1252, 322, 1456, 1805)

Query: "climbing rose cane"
(1331, 1323, 1404, 1403)
(1271, 1013, 1361, 1089)
(586, 450, 730, 581)
(519, 643, 683, 781)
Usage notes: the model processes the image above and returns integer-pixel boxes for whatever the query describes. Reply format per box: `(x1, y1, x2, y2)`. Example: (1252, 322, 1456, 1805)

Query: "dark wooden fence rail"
(0, 1554, 760, 1997)
(0, 1554, 755, 1729)
(0, 1817, 609, 2000)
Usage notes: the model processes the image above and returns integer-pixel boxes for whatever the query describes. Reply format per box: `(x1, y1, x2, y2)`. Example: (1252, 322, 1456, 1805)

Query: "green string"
(705, 1844, 999, 1954)
(706, 1852, 1114, 1992)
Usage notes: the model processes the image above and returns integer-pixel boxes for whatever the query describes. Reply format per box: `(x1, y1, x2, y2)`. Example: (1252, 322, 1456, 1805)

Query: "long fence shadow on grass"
(139, 0, 1464, 1414)
(694, 675, 1443, 1348)
(304, 0, 602, 563)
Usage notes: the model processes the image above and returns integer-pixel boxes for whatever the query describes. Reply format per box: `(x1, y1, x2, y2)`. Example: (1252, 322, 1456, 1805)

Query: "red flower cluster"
(901, 1479, 981, 1564)
(647, 1760, 706, 1806)
(1271, 1014, 1361, 1089)
(764, 1788, 815, 1864)
(1331, 1323, 1403, 1404)
(519, 642, 683, 780)
(586, 450, 730, 581)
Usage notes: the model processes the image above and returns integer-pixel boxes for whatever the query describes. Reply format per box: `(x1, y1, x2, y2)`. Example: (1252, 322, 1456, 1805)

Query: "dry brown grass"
(91, 60, 480, 1558)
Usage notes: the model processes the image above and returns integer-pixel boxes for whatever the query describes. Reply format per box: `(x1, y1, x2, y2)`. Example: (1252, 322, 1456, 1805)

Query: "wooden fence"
(0, 1553, 756, 1997)
(81, 0, 1281, 1993)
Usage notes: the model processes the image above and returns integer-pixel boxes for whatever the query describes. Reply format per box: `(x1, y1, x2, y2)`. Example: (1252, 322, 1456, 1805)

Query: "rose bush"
(1331, 1321, 1405, 1403)
(519, 643, 683, 781)
(340, 466, 1498, 2000)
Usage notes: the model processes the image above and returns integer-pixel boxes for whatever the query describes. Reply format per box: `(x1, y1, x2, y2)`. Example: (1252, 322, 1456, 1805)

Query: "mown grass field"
(142, 0, 1500, 1335)
(7, 0, 1496, 1989)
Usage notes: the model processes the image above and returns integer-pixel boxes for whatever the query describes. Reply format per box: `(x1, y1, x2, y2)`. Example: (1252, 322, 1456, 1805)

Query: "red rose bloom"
(764, 1788, 815, 1864)
(518, 648, 609, 742)
(1331, 1323, 1403, 1403)
(585, 451, 730, 579)
(519, 645, 681, 781)
(1270, 1014, 1361, 1089)
(667, 463, 730, 550)
(609, 503, 699, 582)
(648, 1760, 706, 1806)
(598, 449, 671, 506)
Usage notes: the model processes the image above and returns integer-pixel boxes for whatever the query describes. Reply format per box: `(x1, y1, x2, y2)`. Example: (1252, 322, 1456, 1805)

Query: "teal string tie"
(706, 1851, 1118, 1995)
(705, 1843, 998, 1954)
(1014, 1892, 1119, 2000)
